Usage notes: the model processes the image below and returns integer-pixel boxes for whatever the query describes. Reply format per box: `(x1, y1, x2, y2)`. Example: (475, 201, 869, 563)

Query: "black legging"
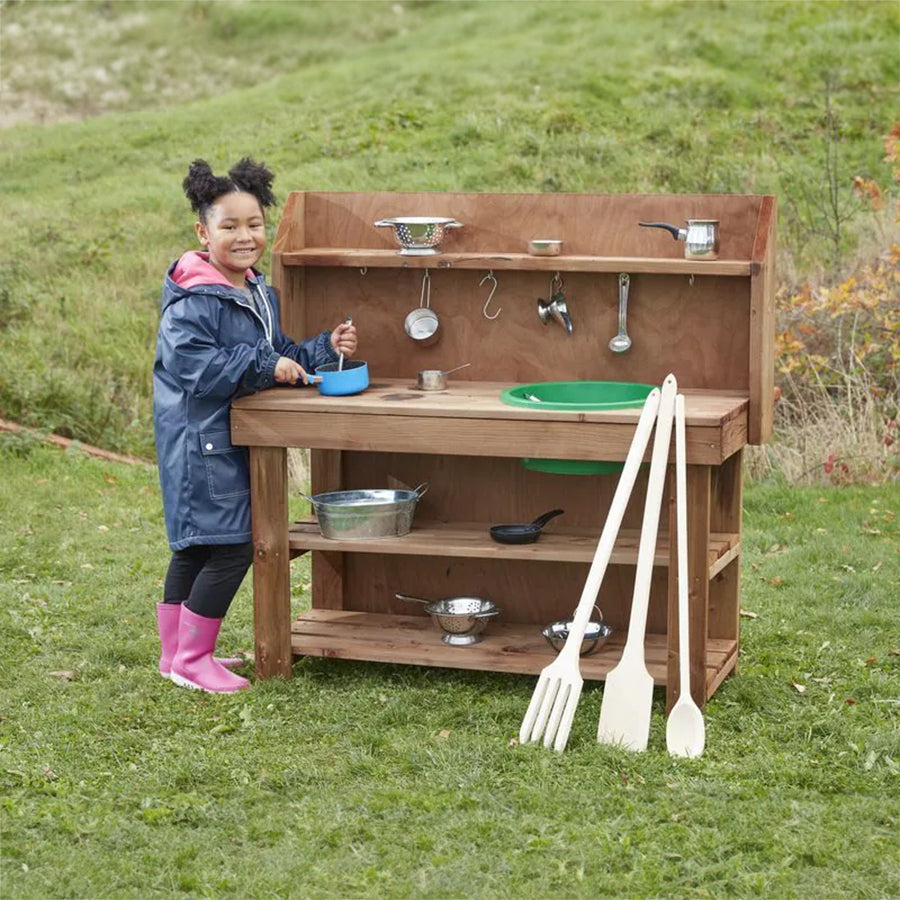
(162, 543, 254, 619)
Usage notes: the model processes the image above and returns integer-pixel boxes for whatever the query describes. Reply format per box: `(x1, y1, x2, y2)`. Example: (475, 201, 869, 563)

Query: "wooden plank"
(277, 269, 753, 395)
(310, 450, 344, 611)
(281, 248, 754, 277)
(706, 638, 739, 697)
(289, 609, 736, 684)
(249, 447, 293, 678)
(707, 540, 742, 580)
(233, 380, 749, 425)
(709, 450, 743, 642)
(748, 195, 777, 444)
(270, 191, 306, 341)
(288, 518, 739, 573)
(290, 191, 764, 259)
(668, 465, 711, 709)
(233, 406, 741, 466)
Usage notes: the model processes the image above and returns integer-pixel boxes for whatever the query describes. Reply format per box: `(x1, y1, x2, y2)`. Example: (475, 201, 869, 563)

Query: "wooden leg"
(311, 449, 345, 612)
(249, 446, 293, 679)
(710, 449, 743, 664)
(667, 464, 711, 711)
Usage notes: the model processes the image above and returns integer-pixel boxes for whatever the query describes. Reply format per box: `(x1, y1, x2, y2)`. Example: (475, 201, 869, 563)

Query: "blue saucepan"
(309, 359, 369, 396)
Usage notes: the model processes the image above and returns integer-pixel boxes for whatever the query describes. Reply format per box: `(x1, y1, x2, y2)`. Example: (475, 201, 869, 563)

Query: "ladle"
(608, 273, 632, 353)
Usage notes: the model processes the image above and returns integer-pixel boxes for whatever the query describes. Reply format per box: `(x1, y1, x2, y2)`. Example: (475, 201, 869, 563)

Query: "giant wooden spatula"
(597, 373, 677, 752)
(666, 393, 706, 757)
(518, 386, 662, 752)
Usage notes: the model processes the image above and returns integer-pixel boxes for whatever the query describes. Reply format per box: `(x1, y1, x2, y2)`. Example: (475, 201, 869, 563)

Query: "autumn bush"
(748, 125, 900, 485)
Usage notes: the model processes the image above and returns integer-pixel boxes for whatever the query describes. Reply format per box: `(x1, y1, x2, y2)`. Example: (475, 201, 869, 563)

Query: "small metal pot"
(404, 307, 441, 345)
(528, 239, 563, 256)
(639, 219, 720, 260)
(416, 363, 470, 391)
(301, 484, 428, 540)
(404, 268, 440, 345)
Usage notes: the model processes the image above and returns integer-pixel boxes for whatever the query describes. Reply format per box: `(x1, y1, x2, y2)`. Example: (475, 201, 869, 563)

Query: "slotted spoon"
(518, 385, 662, 752)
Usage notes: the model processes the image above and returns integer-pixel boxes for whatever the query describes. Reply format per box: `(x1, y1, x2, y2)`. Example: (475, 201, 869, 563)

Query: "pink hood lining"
(171, 251, 255, 291)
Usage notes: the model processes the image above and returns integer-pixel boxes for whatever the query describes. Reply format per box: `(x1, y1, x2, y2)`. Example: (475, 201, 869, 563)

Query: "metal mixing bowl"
(542, 619, 612, 656)
(374, 217, 463, 255)
(303, 484, 428, 539)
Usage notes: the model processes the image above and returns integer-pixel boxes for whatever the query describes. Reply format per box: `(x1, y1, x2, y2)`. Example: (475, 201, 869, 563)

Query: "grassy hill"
(1, 0, 897, 458)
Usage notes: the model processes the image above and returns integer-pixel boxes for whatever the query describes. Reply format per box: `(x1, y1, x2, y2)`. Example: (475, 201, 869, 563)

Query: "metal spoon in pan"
(337, 316, 352, 372)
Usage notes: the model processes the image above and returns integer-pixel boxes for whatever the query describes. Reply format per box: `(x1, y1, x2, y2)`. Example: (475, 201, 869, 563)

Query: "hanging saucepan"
(639, 219, 719, 260)
(309, 359, 369, 396)
(404, 269, 440, 346)
(489, 508, 565, 545)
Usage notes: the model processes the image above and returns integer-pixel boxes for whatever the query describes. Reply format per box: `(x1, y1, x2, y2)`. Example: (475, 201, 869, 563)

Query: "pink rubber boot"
(169, 607, 249, 693)
(156, 603, 243, 679)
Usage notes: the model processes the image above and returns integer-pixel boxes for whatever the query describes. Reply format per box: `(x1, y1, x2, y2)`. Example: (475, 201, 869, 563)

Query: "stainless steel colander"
(395, 593, 499, 645)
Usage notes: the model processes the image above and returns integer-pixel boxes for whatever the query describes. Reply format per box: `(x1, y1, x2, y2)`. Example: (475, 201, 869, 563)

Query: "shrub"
(747, 125, 900, 484)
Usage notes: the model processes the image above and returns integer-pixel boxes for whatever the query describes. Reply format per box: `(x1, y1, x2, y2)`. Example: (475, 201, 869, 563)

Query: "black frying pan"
(489, 508, 564, 545)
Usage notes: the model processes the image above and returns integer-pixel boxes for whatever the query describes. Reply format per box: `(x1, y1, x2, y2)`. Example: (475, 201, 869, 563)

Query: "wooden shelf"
(289, 519, 741, 580)
(280, 248, 755, 277)
(290, 609, 739, 688)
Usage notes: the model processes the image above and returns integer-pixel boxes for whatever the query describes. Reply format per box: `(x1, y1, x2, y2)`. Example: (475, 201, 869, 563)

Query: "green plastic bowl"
(500, 380, 655, 475)
(522, 458, 625, 475)
(500, 380, 655, 410)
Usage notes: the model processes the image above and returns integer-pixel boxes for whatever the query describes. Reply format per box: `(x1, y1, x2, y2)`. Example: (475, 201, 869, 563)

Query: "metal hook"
(359, 266, 368, 276)
(419, 269, 431, 309)
(480, 270, 500, 320)
(688, 273, 694, 286)
(550, 271, 564, 295)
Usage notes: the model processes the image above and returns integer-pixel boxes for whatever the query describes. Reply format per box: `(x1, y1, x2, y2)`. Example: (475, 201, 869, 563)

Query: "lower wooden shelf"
(290, 609, 738, 689)
(289, 519, 741, 580)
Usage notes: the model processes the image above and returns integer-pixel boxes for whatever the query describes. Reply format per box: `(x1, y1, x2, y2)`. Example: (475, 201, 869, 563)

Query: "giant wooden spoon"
(665, 393, 706, 758)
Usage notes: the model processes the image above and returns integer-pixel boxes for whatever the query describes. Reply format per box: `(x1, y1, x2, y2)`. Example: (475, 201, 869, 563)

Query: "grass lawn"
(1, 0, 897, 459)
(1, 442, 897, 898)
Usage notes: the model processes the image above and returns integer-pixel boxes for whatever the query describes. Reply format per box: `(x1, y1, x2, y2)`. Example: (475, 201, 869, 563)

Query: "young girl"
(153, 158, 357, 693)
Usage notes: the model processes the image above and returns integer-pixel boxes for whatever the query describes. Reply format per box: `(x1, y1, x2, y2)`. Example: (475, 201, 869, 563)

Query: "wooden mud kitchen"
(231, 191, 776, 710)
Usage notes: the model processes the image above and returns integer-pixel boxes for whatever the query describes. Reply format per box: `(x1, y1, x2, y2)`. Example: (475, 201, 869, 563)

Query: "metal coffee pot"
(639, 219, 720, 260)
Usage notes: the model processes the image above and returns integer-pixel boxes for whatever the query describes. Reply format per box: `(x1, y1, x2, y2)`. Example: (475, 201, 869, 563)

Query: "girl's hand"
(274, 356, 308, 385)
(331, 322, 358, 358)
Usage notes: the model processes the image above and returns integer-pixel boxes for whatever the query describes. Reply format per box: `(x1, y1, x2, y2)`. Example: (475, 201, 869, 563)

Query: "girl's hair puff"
(182, 158, 277, 222)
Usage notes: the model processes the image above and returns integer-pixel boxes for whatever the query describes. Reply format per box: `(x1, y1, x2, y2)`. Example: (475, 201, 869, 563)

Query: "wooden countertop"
(231, 379, 749, 464)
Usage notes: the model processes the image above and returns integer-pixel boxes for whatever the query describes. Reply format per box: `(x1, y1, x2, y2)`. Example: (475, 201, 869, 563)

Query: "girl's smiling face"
(195, 191, 267, 287)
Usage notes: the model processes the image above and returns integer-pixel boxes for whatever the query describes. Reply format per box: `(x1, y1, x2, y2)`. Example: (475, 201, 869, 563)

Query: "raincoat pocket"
(199, 431, 250, 499)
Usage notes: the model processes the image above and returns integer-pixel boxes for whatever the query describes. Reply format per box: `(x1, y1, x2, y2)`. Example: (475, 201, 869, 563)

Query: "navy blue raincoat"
(153, 252, 336, 550)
